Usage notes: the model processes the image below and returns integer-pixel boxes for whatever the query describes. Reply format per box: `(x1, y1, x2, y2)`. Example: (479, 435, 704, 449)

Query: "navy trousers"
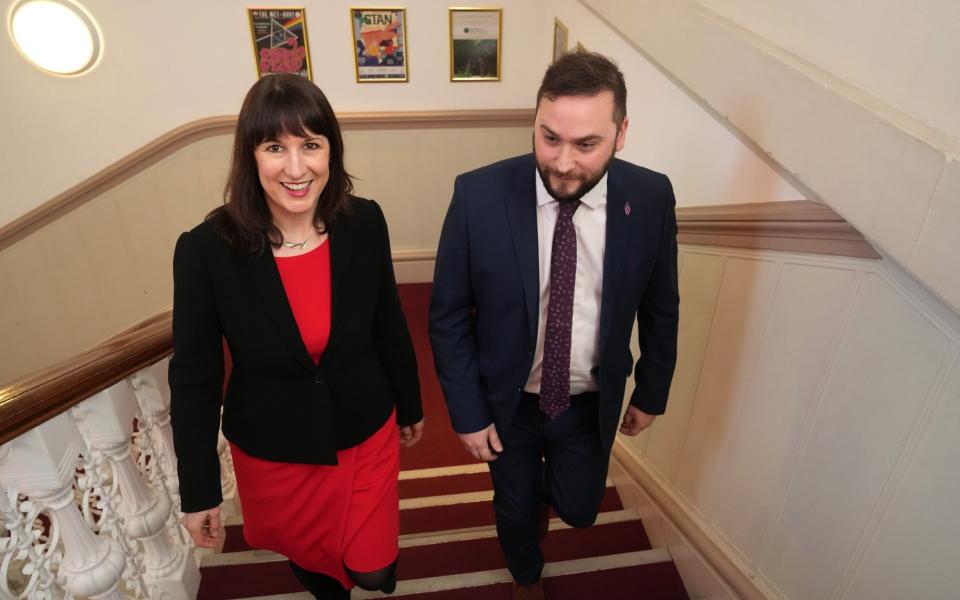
(487, 391, 610, 585)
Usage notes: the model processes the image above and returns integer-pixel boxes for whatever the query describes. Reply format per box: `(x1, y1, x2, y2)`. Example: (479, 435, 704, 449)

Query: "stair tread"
(398, 471, 491, 499)
(199, 548, 680, 600)
(400, 486, 623, 536)
(397, 519, 652, 580)
(394, 562, 690, 600)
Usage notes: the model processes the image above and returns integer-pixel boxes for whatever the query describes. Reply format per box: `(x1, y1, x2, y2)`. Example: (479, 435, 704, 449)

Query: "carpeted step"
(199, 519, 660, 600)
(398, 467, 490, 498)
(399, 485, 623, 536)
(387, 561, 689, 600)
(396, 519, 652, 580)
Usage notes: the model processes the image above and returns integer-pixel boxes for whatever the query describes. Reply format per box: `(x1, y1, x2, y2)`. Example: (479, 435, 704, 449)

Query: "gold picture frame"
(449, 7, 502, 81)
(553, 18, 568, 62)
(247, 8, 313, 80)
(350, 7, 409, 82)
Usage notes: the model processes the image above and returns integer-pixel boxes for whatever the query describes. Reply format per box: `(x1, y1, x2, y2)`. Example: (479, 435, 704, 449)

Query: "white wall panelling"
(643, 251, 726, 482)
(617, 242, 960, 600)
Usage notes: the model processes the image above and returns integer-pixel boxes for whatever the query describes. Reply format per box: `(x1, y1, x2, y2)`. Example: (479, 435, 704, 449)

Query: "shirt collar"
(535, 169, 608, 210)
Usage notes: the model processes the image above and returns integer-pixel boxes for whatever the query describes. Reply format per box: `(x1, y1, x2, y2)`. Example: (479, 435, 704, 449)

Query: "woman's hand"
(183, 507, 223, 548)
(399, 418, 425, 448)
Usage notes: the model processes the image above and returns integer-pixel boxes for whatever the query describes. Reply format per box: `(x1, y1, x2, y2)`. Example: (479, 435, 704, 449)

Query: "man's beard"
(535, 148, 615, 203)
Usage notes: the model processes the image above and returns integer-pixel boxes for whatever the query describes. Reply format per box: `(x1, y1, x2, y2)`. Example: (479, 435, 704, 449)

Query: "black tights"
(289, 559, 398, 599)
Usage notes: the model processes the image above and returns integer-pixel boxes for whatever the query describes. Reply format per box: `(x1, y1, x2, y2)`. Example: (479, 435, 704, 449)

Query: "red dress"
(228, 240, 400, 589)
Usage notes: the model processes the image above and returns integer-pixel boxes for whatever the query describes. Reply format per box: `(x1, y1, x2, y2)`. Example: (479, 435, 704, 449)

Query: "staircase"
(195, 283, 689, 599)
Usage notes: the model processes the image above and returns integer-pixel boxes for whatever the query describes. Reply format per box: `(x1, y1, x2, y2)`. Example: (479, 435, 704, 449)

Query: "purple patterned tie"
(539, 199, 581, 419)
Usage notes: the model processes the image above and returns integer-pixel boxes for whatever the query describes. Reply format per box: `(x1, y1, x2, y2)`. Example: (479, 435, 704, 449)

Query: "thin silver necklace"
(280, 228, 320, 250)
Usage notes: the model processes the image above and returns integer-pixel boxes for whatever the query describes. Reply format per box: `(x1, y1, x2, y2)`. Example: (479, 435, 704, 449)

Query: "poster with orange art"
(351, 8, 408, 82)
(248, 8, 312, 80)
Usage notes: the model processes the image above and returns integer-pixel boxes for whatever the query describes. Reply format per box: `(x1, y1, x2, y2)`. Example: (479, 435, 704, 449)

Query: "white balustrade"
(0, 480, 62, 600)
(74, 380, 199, 599)
(129, 361, 189, 546)
(0, 412, 125, 599)
(0, 358, 233, 599)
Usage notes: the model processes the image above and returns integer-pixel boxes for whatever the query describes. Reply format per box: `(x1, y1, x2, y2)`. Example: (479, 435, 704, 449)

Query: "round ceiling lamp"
(9, 0, 102, 76)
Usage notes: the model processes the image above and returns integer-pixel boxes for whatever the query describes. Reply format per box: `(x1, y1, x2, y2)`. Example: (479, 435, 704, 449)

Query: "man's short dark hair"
(536, 51, 627, 125)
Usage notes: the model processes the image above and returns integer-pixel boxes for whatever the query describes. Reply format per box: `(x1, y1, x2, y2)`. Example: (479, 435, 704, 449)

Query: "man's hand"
(458, 423, 503, 461)
(183, 507, 223, 548)
(400, 418, 425, 448)
(619, 405, 656, 436)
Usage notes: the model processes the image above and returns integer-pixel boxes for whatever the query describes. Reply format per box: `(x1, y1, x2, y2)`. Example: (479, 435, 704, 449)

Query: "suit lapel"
(245, 243, 318, 373)
(599, 162, 630, 356)
(504, 155, 540, 347)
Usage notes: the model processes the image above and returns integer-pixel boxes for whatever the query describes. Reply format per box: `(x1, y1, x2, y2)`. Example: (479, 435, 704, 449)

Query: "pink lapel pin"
(624, 201, 632, 216)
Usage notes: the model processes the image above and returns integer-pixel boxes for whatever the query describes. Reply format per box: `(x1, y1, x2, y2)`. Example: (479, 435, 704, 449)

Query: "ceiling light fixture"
(9, 0, 102, 76)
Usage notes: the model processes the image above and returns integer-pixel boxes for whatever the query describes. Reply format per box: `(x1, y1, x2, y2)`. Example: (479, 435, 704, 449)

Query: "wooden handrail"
(0, 311, 172, 446)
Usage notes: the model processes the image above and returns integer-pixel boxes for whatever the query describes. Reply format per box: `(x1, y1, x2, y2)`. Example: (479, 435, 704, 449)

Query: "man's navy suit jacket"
(429, 153, 679, 454)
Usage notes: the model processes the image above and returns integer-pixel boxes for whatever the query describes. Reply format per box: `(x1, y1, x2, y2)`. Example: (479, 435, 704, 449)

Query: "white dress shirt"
(525, 171, 607, 395)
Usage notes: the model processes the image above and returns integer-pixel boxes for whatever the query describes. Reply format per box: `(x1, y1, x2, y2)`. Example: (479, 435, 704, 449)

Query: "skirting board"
(394, 257, 436, 284)
(393, 249, 436, 284)
(612, 441, 778, 600)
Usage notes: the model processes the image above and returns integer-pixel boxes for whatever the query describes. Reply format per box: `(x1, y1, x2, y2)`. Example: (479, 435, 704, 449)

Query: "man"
(429, 51, 679, 600)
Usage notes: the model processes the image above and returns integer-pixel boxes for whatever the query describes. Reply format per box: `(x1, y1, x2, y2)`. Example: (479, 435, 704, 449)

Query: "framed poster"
(351, 8, 409, 82)
(449, 7, 501, 81)
(553, 18, 568, 62)
(247, 8, 312, 79)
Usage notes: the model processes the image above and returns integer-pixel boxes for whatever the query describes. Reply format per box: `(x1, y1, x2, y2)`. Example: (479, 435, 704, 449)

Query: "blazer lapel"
(323, 218, 354, 363)
(504, 155, 540, 347)
(245, 245, 318, 373)
(599, 163, 630, 356)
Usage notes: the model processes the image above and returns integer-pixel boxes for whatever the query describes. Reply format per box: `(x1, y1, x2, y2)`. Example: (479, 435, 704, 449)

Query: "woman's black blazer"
(169, 197, 422, 513)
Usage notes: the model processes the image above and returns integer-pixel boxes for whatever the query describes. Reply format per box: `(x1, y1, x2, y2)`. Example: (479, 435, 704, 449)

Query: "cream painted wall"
(1, 0, 805, 230)
(698, 0, 960, 139)
(0, 0, 553, 227)
(550, 0, 803, 206)
(582, 0, 960, 316)
(619, 243, 960, 599)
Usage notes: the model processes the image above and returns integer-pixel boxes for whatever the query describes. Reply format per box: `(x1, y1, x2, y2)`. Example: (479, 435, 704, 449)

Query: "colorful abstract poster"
(351, 8, 408, 82)
(248, 8, 312, 80)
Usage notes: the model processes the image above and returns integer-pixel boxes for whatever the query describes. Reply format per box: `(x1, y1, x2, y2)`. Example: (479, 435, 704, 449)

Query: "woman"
(169, 73, 424, 599)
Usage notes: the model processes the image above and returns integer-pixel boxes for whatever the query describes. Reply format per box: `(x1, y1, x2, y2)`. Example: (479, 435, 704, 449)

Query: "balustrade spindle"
(0, 412, 126, 600)
(129, 362, 189, 546)
(73, 381, 198, 599)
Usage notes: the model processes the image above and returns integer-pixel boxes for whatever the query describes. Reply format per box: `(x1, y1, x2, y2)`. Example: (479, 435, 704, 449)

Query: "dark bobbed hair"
(209, 74, 353, 254)
(536, 51, 627, 126)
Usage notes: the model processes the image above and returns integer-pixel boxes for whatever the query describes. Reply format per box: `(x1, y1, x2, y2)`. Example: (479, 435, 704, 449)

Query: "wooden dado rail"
(0, 109, 537, 251)
(0, 200, 877, 446)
